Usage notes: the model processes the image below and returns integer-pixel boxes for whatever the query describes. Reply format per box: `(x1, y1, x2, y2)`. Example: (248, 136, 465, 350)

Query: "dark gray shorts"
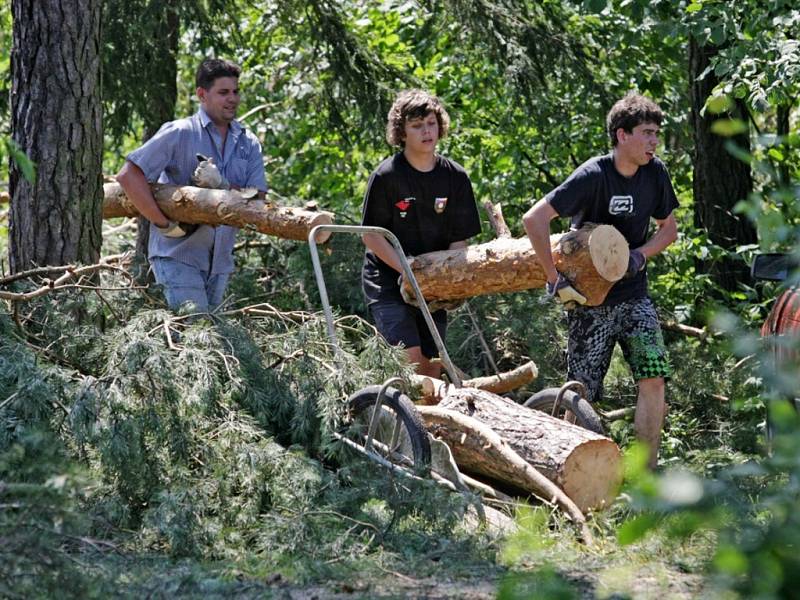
(370, 299, 447, 359)
(566, 296, 671, 404)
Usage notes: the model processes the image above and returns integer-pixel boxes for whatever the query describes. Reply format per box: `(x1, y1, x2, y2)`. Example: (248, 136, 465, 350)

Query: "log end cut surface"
(562, 438, 623, 511)
(587, 225, 628, 282)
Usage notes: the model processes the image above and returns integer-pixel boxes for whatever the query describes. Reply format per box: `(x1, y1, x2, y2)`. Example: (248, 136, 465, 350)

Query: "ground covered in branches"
(1, 230, 798, 599)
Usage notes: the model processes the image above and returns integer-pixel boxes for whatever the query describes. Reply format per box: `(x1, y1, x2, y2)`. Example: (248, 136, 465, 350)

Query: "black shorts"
(370, 299, 448, 359)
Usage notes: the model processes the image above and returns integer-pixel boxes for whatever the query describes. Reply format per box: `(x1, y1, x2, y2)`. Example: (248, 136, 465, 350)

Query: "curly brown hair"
(606, 92, 664, 147)
(385, 89, 451, 147)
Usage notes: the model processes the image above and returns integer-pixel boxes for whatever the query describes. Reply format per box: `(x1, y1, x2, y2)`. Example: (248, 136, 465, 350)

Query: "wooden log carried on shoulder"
(103, 183, 334, 243)
(401, 223, 629, 306)
(417, 387, 622, 512)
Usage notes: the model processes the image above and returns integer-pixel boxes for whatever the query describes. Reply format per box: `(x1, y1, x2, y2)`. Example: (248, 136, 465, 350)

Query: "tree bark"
(402, 223, 628, 306)
(411, 361, 538, 404)
(689, 36, 756, 292)
(103, 183, 334, 242)
(10, 0, 103, 273)
(418, 389, 622, 512)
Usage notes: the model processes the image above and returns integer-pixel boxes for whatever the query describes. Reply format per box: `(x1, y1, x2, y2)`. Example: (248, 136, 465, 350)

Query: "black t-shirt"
(361, 152, 482, 303)
(545, 154, 679, 305)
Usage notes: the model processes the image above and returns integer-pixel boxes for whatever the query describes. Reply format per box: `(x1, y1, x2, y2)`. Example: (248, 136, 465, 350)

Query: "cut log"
(417, 404, 594, 544)
(401, 223, 628, 306)
(418, 388, 622, 512)
(103, 183, 334, 243)
(411, 361, 538, 404)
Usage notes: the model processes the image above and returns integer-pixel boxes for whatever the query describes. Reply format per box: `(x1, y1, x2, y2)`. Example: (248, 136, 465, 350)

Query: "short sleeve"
(544, 162, 602, 218)
(653, 161, 679, 220)
(448, 173, 481, 242)
(361, 171, 391, 229)
(244, 136, 268, 192)
(126, 121, 181, 182)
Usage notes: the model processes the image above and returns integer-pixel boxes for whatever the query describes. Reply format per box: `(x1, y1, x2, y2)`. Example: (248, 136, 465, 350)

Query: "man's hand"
(546, 273, 587, 309)
(192, 154, 230, 189)
(155, 220, 197, 238)
(399, 274, 420, 306)
(399, 275, 464, 312)
(626, 249, 647, 278)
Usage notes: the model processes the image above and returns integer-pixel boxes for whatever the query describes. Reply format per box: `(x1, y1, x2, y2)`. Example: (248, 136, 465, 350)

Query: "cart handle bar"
(308, 224, 462, 388)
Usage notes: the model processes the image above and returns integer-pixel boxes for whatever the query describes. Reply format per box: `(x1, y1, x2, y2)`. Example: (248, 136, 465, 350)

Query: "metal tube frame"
(308, 224, 462, 387)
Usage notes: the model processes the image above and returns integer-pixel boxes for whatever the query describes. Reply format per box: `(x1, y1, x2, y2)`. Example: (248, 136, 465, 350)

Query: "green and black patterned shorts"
(566, 296, 671, 404)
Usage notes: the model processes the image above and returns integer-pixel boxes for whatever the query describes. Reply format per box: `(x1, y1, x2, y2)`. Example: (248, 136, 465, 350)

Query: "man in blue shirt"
(523, 93, 679, 469)
(116, 57, 267, 312)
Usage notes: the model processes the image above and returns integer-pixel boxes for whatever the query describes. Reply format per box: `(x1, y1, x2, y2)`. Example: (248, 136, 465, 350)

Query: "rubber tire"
(347, 385, 432, 474)
(523, 387, 604, 435)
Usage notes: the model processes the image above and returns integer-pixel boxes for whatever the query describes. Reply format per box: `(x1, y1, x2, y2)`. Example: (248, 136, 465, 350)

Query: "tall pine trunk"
(9, 0, 103, 273)
(689, 36, 756, 292)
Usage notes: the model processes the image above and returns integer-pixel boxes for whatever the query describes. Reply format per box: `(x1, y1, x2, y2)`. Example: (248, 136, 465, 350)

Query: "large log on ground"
(401, 223, 628, 306)
(103, 183, 334, 242)
(418, 388, 622, 512)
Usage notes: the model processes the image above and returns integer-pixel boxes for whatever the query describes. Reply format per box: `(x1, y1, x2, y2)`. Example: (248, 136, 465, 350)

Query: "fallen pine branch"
(410, 360, 538, 404)
(0, 254, 137, 302)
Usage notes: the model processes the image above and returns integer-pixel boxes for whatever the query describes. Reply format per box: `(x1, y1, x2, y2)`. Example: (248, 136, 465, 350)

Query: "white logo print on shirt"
(608, 195, 634, 215)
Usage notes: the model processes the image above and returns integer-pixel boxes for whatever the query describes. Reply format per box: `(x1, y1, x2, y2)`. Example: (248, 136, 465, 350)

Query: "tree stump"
(401, 223, 628, 306)
(103, 182, 334, 242)
(418, 388, 622, 512)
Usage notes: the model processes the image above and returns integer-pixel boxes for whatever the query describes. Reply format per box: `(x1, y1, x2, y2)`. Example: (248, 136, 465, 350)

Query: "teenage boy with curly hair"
(361, 89, 481, 377)
(523, 92, 679, 469)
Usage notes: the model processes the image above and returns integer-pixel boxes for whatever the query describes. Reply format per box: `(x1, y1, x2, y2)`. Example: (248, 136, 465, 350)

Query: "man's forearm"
(116, 162, 170, 227)
(637, 214, 678, 259)
(362, 233, 403, 272)
(523, 201, 558, 284)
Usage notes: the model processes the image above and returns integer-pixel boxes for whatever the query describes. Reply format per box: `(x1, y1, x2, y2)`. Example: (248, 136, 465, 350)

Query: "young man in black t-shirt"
(523, 92, 679, 469)
(361, 89, 481, 377)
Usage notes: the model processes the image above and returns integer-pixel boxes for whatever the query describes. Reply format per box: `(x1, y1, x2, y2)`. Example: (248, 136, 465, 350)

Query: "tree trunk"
(9, 0, 103, 273)
(689, 36, 756, 292)
(103, 183, 334, 242)
(402, 223, 628, 306)
(419, 389, 622, 512)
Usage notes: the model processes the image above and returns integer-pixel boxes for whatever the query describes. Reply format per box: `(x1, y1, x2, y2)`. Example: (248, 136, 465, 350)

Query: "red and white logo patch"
(395, 197, 414, 218)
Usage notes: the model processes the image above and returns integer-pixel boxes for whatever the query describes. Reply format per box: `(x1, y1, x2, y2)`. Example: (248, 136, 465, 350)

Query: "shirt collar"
(198, 106, 242, 136)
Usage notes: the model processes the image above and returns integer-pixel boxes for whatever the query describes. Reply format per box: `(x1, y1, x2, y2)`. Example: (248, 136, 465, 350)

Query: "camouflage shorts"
(566, 296, 671, 404)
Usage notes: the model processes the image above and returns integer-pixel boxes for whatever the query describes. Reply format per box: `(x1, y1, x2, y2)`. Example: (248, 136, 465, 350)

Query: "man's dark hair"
(606, 92, 664, 146)
(386, 89, 451, 147)
(195, 58, 241, 90)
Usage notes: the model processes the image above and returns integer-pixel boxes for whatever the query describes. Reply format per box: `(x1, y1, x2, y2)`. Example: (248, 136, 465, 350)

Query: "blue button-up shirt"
(127, 107, 268, 274)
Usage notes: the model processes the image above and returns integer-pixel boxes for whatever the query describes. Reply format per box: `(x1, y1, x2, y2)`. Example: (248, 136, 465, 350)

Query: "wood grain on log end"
(561, 438, 623, 512)
(586, 224, 628, 282)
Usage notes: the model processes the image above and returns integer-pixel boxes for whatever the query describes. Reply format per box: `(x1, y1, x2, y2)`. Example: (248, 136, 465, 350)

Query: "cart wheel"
(347, 385, 431, 474)
(524, 387, 604, 434)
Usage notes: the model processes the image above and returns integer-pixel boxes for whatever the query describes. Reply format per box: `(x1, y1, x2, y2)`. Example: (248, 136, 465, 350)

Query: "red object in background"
(761, 286, 800, 366)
